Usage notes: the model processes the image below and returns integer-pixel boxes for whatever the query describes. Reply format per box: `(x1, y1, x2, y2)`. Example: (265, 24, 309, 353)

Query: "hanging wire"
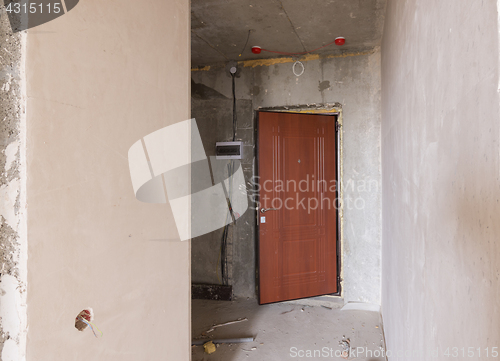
(231, 73, 237, 141)
(220, 224, 228, 285)
(239, 30, 253, 57)
(78, 317, 103, 338)
(216, 245, 222, 283)
(220, 70, 238, 286)
(217, 190, 233, 284)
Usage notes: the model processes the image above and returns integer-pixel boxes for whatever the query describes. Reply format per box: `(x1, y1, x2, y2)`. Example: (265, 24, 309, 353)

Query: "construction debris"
(339, 337, 350, 359)
(203, 341, 216, 354)
(242, 346, 258, 352)
(193, 337, 254, 346)
(205, 317, 248, 334)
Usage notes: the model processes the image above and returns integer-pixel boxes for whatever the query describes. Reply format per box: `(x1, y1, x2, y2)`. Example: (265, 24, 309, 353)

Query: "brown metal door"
(258, 111, 338, 304)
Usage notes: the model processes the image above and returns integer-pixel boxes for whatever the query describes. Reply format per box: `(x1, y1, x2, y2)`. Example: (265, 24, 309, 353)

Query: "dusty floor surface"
(192, 298, 386, 361)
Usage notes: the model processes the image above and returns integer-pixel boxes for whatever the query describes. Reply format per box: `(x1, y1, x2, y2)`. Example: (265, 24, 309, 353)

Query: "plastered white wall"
(382, 0, 500, 358)
(25, 1, 191, 360)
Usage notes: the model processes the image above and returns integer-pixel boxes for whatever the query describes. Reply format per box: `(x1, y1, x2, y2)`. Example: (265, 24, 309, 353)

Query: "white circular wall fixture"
(293, 61, 305, 77)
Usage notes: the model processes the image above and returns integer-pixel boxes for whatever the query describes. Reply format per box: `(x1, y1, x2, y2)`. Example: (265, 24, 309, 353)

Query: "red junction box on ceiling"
(335, 37, 345, 46)
(251, 46, 262, 54)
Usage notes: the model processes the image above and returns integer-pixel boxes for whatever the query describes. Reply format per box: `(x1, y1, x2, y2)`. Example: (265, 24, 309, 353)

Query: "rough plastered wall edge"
(0, 9, 28, 361)
(498, 0, 500, 170)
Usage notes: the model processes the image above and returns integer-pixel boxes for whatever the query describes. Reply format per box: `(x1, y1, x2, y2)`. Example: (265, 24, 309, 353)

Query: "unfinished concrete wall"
(191, 82, 254, 294)
(192, 50, 382, 304)
(381, 0, 500, 358)
(25, 1, 190, 360)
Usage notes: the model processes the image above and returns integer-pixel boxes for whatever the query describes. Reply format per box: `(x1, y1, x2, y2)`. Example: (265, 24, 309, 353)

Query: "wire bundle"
(258, 39, 340, 56)
(78, 316, 103, 338)
(218, 70, 238, 286)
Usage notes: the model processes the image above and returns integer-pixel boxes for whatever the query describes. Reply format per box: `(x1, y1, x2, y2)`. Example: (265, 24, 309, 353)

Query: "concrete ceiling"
(191, 0, 387, 67)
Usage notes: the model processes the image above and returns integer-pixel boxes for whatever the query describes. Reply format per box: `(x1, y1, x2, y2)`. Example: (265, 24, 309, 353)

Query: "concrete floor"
(192, 298, 386, 361)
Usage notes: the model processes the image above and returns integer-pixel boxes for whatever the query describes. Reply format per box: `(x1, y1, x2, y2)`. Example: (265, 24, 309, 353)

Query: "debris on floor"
(205, 317, 248, 334)
(203, 341, 217, 354)
(339, 337, 350, 359)
(242, 346, 257, 352)
(193, 337, 254, 345)
(192, 299, 386, 361)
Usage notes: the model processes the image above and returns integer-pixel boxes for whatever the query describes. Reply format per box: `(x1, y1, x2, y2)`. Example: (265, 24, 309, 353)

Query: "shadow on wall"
(192, 79, 228, 100)
(449, 160, 500, 302)
(391, 124, 500, 348)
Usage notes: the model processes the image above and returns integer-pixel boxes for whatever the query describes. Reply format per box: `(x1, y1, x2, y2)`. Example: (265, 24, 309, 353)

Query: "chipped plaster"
(0, 9, 27, 361)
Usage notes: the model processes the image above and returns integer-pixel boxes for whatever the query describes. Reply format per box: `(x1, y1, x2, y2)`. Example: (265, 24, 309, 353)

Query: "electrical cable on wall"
(231, 72, 237, 141)
(251, 38, 344, 78)
(220, 64, 239, 286)
(251, 37, 345, 56)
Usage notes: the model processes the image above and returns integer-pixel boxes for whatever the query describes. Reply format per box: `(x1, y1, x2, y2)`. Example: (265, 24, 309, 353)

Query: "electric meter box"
(215, 141, 243, 159)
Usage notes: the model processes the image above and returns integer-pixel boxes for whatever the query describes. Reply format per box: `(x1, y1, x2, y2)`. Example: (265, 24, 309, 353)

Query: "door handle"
(260, 207, 278, 213)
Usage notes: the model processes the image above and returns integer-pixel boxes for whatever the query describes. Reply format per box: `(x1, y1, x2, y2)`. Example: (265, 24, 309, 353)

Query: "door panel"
(258, 111, 338, 304)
